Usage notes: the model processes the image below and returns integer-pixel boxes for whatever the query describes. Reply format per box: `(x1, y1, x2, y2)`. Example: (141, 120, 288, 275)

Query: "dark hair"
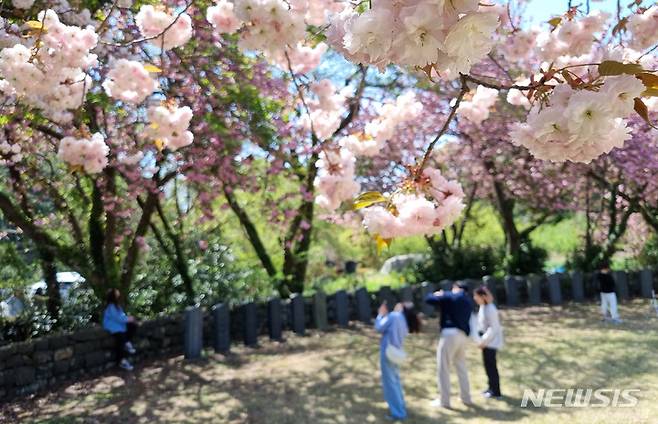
(599, 260, 610, 270)
(475, 286, 488, 297)
(402, 304, 421, 334)
(106, 288, 120, 306)
(475, 286, 492, 304)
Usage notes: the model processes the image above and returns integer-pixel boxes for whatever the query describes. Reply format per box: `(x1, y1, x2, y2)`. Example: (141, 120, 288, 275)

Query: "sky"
(523, 0, 620, 23)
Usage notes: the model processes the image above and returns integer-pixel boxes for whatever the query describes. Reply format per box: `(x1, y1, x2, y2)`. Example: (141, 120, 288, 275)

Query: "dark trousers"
(113, 322, 137, 362)
(482, 347, 501, 396)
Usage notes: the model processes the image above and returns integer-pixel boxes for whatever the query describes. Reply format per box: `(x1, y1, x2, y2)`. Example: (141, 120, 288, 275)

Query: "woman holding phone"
(375, 301, 420, 421)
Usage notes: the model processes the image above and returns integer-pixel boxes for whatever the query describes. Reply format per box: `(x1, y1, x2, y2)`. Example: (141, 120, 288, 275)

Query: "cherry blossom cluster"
(231, 0, 307, 58)
(57, 133, 109, 174)
(506, 78, 533, 110)
(146, 103, 194, 152)
(314, 148, 361, 211)
(0, 141, 22, 166)
(0, 10, 97, 122)
(536, 10, 609, 61)
(510, 75, 646, 163)
(281, 42, 328, 74)
(12, 0, 35, 9)
(302, 79, 346, 140)
(102, 59, 159, 104)
(135, 5, 193, 50)
(361, 168, 465, 238)
(290, 0, 345, 26)
(206, 0, 242, 33)
(341, 91, 423, 157)
(627, 5, 658, 51)
(327, 1, 499, 75)
(457, 85, 499, 125)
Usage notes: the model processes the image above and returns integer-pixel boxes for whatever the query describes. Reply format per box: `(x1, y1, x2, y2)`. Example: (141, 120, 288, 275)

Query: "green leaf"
(25, 21, 45, 31)
(598, 60, 644, 77)
(547, 17, 562, 29)
(374, 235, 392, 255)
(352, 191, 387, 210)
(642, 88, 658, 97)
(143, 64, 162, 73)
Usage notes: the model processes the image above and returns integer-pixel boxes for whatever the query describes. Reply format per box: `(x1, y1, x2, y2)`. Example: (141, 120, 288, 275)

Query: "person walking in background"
(596, 261, 621, 324)
(103, 288, 138, 371)
(375, 301, 420, 421)
(474, 286, 504, 399)
(425, 282, 474, 409)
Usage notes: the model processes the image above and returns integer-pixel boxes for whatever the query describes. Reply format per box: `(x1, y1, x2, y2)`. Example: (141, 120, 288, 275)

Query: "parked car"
(28, 271, 86, 302)
(1, 272, 86, 319)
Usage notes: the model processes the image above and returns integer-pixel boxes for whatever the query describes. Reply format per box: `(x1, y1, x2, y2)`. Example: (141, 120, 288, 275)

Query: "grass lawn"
(2, 300, 658, 424)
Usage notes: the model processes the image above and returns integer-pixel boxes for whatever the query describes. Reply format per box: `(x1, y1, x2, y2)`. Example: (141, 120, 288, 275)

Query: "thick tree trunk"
(223, 187, 278, 278)
(38, 248, 61, 322)
(492, 178, 521, 260)
(281, 151, 319, 296)
(154, 200, 195, 304)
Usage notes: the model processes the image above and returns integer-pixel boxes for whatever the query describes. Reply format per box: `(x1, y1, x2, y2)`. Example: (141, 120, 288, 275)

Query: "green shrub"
(415, 245, 503, 283)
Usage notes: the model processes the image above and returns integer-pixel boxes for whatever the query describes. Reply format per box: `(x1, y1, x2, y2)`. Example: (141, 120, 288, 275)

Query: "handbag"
(386, 344, 407, 366)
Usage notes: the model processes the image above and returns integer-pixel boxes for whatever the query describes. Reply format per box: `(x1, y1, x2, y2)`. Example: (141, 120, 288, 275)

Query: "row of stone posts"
(182, 269, 655, 359)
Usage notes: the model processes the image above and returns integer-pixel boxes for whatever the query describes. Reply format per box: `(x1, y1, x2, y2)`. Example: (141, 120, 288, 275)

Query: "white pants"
(437, 329, 471, 407)
(600, 292, 619, 320)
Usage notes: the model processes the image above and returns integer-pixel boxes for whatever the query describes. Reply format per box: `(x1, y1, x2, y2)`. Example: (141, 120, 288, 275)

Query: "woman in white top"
(474, 286, 504, 399)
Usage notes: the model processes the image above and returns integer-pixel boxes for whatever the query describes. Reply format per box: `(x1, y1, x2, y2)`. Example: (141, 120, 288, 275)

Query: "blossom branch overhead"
(0, 0, 657, 249)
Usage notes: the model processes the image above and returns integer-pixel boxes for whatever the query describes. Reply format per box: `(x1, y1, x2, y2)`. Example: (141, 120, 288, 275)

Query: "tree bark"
(38, 248, 61, 322)
(154, 199, 195, 304)
(223, 187, 278, 278)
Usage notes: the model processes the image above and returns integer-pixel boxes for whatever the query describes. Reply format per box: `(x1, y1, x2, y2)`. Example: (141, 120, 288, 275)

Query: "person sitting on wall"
(103, 288, 138, 371)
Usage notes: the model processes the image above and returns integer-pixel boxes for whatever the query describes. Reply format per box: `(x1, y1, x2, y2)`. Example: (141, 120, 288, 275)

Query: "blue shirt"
(425, 291, 474, 336)
(103, 304, 129, 334)
(375, 311, 409, 350)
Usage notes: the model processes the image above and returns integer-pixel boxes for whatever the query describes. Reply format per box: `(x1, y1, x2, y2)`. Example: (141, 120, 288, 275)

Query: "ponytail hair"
(402, 302, 421, 334)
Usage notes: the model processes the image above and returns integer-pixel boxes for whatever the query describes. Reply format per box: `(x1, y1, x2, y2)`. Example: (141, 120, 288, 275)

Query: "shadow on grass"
(4, 300, 658, 424)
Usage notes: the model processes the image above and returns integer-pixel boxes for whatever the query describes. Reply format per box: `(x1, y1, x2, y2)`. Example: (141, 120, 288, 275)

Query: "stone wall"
(0, 315, 184, 401)
(1, 268, 655, 401)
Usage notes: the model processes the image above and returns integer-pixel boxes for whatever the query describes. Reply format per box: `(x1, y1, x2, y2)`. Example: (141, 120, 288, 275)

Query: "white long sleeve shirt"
(478, 303, 504, 350)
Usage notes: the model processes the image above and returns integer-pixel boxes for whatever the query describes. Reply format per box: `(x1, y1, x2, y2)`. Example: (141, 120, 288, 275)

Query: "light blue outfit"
(103, 304, 129, 334)
(375, 311, 409, 420)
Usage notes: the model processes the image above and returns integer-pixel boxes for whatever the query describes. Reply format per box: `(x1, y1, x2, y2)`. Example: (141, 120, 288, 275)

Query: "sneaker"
(611, 319, 622, 324)
(119, 359, 134, 371)
(384, 415, 406, 421)
(430, 398, 450, 409)
(483, 391, 502, 400)
(124, 342, 136, 355)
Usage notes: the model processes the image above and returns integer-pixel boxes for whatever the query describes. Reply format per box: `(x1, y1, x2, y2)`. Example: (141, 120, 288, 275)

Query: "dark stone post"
(335, 290, 349, 327)
(313, 291, 328, 331)
(184, 306, 203, 360)
(290, 294, 305, 335)
(640, 269, 654, 299)
(571, 271, 585, 302)
(355, 287, 372, 323)
(243, 302, 258, 346)
(613, 271, 630, 301)
(420, 282, 436, 317)
(547, 274, 563, 305)
(504, 276, 519, 306)
(267, 298, 283, 341)
(527, 274, 542, 305)
(211, 303, 230, 353)
(400, 286, 413, 303)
